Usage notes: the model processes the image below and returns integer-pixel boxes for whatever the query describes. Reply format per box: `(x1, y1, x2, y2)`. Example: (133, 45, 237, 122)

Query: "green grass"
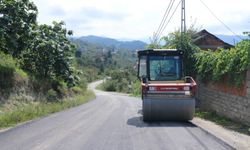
(195, 110, 250, 136)
(0, 90, 95, 129)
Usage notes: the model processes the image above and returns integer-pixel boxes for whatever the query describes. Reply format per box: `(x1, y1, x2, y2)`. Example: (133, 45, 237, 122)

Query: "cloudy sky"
(32, 0, 249, 41)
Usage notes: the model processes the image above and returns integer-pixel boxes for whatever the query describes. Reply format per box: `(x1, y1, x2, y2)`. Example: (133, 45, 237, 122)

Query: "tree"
(0, 0, 38, 57)
(22, 21, 78, 87)
(161, 26, 199, 76)
(147, 33, 161, 49)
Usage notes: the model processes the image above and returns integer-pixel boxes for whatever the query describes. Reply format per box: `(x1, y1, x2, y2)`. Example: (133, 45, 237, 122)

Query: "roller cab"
(137, 49, 197, 121)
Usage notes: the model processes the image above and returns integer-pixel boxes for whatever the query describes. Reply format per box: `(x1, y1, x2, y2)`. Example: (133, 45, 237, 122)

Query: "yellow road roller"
(137, 49, 197, 121)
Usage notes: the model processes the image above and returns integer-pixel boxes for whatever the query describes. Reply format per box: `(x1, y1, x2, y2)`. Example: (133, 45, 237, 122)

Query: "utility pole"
(181, 0, 186, 34)
(181, 0, 186, 77)
(181, 0, 186, 49)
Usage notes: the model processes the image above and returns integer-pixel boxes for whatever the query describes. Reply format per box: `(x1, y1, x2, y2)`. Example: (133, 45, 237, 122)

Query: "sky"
(32, 0, 250, 41)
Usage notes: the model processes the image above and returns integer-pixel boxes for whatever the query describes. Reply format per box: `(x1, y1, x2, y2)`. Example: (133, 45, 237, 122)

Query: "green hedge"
(195, 40, 250, 86)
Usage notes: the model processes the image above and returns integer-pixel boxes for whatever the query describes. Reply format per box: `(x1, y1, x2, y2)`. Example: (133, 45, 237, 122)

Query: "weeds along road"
(0, 80, 234, 150)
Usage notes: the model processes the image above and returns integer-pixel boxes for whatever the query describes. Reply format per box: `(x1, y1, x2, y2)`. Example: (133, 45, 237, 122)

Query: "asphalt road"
(0, 80, 234, 150)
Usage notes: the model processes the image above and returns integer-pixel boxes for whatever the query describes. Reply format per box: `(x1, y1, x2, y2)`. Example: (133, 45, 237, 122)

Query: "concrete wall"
(196, 70, 250, 126)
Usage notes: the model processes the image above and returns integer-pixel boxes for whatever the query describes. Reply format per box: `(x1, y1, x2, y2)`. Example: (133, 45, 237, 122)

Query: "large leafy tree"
(161, 27, 199, 76)
(0, 0, 38, 57)
(22, 21, 78, 87)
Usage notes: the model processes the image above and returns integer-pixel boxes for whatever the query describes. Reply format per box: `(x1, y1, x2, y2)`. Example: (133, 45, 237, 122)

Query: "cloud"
(77, 7, 128, 21)
(60, 7, 129, 37)
(48, 6, 66, 17)
(33, 0, 250, 39)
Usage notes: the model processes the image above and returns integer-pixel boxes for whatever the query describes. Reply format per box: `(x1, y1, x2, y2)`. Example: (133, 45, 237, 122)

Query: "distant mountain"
(216, 35, 249, 45)
(74, 34, 250, 51)
(78, 35, 147, 51)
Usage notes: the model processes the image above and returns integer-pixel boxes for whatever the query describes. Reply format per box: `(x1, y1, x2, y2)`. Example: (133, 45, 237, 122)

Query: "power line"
(199, 0, 242, 40)
(155, 0, 175, 39)
(155, 0, 173, 36)
(157, 0, 182, 39)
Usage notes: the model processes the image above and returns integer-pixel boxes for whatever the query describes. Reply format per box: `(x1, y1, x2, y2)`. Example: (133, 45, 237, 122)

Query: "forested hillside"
(71, 37, 140, 72)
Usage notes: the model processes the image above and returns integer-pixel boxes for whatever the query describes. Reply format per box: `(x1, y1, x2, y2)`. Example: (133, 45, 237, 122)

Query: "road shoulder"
(192, 117, 250, 150)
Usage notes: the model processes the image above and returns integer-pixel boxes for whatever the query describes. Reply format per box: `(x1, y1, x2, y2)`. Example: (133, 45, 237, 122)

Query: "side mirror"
(141, 77, 147, 83)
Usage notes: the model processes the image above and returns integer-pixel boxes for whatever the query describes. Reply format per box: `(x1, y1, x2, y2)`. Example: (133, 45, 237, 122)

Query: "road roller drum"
(143, 98, 195, 121)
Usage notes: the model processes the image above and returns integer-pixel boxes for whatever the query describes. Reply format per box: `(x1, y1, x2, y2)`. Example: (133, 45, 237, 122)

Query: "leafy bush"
(132, 80, 141, 96)
(77, 77, 88, 91)
(46, 89, 58, 102)
(101, 68, 137, 93)
(195, 40, 250, 86)
(0, 52, 16, 69)
(102, 80, 116, 91)
(0, 52, 27, 89)
(71, 86, 82, 95)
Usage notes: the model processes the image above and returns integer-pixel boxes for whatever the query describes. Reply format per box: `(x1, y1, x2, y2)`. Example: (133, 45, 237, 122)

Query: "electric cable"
(157, 0, 182, 39)
(155, 0, 175, 39)
(199, 0, 242, 40)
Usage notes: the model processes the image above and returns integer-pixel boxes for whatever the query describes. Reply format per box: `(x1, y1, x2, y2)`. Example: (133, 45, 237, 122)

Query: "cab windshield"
(149, 56, 182, 81)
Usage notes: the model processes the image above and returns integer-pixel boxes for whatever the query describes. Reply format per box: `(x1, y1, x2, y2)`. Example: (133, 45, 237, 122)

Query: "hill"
(78, 35, 147, 51)
(216, 35, 249, 45)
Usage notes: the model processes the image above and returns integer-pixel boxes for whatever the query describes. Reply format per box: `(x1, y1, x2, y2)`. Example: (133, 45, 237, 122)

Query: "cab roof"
(137, 49, 183, 56)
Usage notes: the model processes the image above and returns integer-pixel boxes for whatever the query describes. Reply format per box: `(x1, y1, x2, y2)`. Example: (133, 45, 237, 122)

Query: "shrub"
(132, 80, 141, 96)
(0, 52, 16, 89)
(195, 40, 250, 86)
(71, 86, 82, 95)
(102, 80, 116, 91)
(46, 89, 58, 102)
(77, 78, 87, 91)
(0, 52, 28, 90)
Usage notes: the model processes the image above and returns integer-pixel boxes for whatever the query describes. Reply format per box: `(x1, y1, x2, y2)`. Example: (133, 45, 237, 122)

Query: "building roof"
(192, 29, 234, 50)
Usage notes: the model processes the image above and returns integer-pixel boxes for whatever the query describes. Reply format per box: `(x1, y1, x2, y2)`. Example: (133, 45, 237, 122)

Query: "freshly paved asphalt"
(0, 80, 234, 150)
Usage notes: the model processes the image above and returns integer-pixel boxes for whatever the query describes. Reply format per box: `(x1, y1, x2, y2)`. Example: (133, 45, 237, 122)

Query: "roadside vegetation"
(196, 39, 250, 86)
(0, 0, 96, 129)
